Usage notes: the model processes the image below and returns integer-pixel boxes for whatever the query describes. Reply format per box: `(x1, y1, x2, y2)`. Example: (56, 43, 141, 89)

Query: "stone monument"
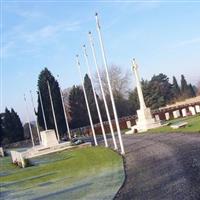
(40, 130, 59, 147)
(127, 59, 162, 133)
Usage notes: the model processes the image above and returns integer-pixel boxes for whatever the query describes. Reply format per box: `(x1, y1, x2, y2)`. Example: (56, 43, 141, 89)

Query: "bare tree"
(94, 64, 131, 98)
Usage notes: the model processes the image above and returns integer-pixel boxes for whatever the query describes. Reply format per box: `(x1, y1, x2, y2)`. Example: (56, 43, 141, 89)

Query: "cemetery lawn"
(0, 147, 124, 200)
(148, 115, 200, 133)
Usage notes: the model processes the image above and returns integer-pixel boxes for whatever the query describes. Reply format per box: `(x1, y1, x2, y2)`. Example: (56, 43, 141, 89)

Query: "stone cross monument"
(131, 59, 161, 132)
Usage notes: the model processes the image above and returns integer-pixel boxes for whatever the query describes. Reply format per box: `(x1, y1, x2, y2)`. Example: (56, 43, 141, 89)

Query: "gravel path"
(114, 133, 200, 200)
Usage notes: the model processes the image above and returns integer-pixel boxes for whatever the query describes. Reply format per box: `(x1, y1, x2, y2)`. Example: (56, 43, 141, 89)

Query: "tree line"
(0, 66, 198, 144)
(37, 67, 197, 136)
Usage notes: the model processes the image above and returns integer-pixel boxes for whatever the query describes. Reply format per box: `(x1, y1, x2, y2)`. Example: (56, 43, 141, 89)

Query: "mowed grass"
(148, 115, 200, 133)
(0, 147, 124, 200)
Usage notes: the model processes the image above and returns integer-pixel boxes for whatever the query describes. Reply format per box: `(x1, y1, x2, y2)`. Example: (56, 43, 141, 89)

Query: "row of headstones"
(156, 105, 200, 121)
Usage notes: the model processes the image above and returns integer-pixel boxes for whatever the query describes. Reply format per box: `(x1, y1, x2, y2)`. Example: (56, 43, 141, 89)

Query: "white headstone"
(126, 121, 132, 129)
(189, 106, 196, 115)
(173, 110, 180, 118)
(40, 130, 59, 147)
(165, 112, 170, 120)
(155, 114, 160, 121)
(195, 105, 200, 113)
(181, 108, 187, 117)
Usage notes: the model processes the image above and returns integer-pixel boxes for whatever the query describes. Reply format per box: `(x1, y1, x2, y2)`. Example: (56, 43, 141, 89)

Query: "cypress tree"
(37, 68, 66, 137)
(11, 108, 24, 142)
(84, 74, 99, 124)
(68, 85, 89, 129)
(172, 76, 181, 99)
(2, 108, 13, 143)
(187, 84, 196, 97)
(1, 108, 24, 144)
(180, 75, 188, 97)
(0, 114, 4, 145)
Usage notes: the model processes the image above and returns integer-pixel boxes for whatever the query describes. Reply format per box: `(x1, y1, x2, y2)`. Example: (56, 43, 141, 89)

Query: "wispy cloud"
(2, 20, 80, 58)
(22, 21, 80, 43)
(169, 37, 200, 49)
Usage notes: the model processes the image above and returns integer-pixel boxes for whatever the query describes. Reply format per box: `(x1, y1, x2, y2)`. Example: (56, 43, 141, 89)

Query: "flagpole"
(47, 81, 60, 142)
(95, 13, 125, 154)
(38, 89, 47, 130)
(88, 32, 117, 150)
(24, 94, 35, 147)
(82, 45, 108, 147)
(30, 90, 41, 143)
(76, 55, 98, 146)
(59, 87, 72, 140)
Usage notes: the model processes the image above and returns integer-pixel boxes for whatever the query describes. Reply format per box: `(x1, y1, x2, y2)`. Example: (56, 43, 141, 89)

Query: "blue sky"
(1, 1, 200, 122)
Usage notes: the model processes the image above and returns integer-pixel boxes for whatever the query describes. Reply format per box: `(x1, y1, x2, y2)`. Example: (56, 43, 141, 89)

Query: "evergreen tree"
(11, 108, 24, 142)
(1, 108, 24, 144)
(84, 74, 99, 124)
(2, 108, 13, 143)
(68, 85, 89, 129)
(0, 114, 4, 145)
(180, 75, 196, 98)
(172, 76, 181, 99)
(37, 68, 66, 137)
(180, 74, 188, 97)
(187, 84, 196, 97)
(150, 73, 173, 106)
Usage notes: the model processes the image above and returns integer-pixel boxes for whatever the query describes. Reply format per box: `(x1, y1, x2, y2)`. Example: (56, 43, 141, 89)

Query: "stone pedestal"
(40, 130, 59, 147)
(135, 108, 161, 132)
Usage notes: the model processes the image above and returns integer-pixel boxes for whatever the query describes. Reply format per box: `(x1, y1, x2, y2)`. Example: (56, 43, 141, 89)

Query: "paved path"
(114, 133, 200, 200)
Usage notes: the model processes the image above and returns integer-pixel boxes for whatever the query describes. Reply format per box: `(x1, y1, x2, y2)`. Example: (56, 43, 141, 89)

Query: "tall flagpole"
(38, 89, 47, 130)
(82, 45, 108, 147)
(30, 90, 41, 143)
(76, 55, 98, 146)
(88, 32, 117, 150)
(95, 13, 125, 154)
(59, 87, 72, 140)
(24, 94, 35, 147)
(47, 81, 60, 142)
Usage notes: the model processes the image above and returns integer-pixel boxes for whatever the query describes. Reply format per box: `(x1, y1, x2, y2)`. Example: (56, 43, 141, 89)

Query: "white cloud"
(18, 21, 80, 43)
(175, 37, 200, 47)
(2, 20, 80, 57)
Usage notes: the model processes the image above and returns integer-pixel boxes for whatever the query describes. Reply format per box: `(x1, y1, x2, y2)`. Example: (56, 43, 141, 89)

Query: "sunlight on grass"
(0, 147, 124, 200)
(148, 115, 200, 133)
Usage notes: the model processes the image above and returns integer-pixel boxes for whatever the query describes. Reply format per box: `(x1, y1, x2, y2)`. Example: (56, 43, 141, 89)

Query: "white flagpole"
(24, 94, 35, 147)
(47, 81, 60, 142)
(59, 87, 72, 140)
(82, 45, 108, 147)
(76, 55, 98, 146)
(95, 13, 125, 154)
(88, 32, 118, 150)
(38, 89, 47, 130)
(30, 90, 41, 143)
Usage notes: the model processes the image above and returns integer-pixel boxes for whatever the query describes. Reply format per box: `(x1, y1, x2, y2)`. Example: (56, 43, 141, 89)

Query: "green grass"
(0, 147, 124, 200)
(147, 115, 200, 133)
